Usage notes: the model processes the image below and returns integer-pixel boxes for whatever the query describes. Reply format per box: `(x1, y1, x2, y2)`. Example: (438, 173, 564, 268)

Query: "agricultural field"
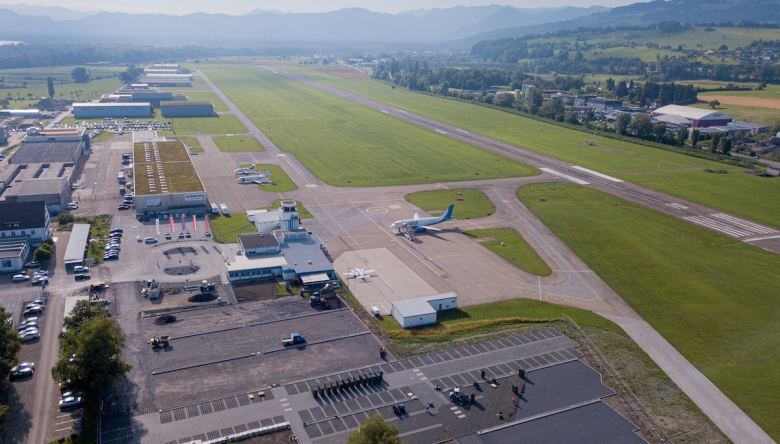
(464, 228, 551, 276)
(698, 84, 780, 99)
(517, 183, 780, 440)
(286, 66, 780, 228)
(198, 64, 537, 187)
(691, 102, 780, 126)
(213, 135, 264, 152)
(0, 65, 125, 102)
(405, 188, 495, 220)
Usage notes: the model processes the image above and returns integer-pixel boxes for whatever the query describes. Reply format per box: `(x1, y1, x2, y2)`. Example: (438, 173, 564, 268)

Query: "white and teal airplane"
(390, 204, 454, 236)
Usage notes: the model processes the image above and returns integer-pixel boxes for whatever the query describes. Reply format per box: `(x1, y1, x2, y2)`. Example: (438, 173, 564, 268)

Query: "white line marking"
(455, 128, 469, 134)
(539, 168, 590, 185)
(666, 203, 689, 210)
(570, 165, 623, 182)
(284, 408, 293, 412)
(710, 213, 777, 234)
(743, 235, 780, 242)
(381, 110, 389, 114)
(419, 377, 428, 380)
(450, 406, 458, 410)
(458, 414, 467, 418)
(683, 216, 750, 237)
(435, 129, 447, 135)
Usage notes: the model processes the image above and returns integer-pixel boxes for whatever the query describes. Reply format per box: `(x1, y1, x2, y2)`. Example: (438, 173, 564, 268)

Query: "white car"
(19, 330, 40, 341)
(59, 396, 83, 409)
(73, 266, 88, 273)
(12, 274, 30, 282)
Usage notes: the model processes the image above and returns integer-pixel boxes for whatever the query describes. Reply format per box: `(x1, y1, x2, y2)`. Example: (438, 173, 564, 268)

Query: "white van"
(73, 266, 88, 273)
(210, 203, 219, 214)
(219, 204, 229, 215)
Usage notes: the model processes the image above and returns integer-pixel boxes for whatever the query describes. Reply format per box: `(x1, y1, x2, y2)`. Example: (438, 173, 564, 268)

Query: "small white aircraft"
(235, 170, 271, 184)
(343, 268, 375, 281)
(234, 164, 256, 175)
(390, 204, 454, 239)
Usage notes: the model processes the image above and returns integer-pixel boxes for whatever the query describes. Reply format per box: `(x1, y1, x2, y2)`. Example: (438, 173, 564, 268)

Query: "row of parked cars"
(18, 299, 45, 341)
(118, 194, 134, 211)
(103, 228, 124, 263)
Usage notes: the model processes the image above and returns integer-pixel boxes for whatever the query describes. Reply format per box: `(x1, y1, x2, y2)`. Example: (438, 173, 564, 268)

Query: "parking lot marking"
(284, 408, 293, 412)
(458, 414, 467, 418)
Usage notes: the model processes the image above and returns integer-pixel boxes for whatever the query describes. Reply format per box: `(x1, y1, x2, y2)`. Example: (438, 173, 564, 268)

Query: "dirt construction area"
(699, 95, 780, 109)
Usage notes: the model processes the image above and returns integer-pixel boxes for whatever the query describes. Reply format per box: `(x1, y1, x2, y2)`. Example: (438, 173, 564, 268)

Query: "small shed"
(391, 293, 458, 329)
(64, 223, 90, 268)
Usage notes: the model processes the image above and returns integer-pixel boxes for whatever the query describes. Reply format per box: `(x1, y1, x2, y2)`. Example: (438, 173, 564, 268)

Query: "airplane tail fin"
(265, 170, 271, 176)
(442, 204, 455, 221)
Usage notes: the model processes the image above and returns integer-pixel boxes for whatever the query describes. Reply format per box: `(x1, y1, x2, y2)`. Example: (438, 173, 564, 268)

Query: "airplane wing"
(252, 180, 264, 185)
(422, 226, 442, 231)
(363, 270, 375, 274)
(413, 212, 420, 220)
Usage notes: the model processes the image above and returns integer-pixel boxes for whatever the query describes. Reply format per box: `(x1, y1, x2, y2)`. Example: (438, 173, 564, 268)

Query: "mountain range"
(0, 0, 778, 48)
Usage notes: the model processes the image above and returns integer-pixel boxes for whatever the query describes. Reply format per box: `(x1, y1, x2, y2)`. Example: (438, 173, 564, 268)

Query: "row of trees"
(0, 308, 22, 435)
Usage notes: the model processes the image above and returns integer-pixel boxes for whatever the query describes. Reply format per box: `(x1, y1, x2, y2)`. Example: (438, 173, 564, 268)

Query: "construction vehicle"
(149, 336, 170, 348)
(392, 404, 406, 415)
(281, 333, 306, 346)
(89, 282, 109, 292)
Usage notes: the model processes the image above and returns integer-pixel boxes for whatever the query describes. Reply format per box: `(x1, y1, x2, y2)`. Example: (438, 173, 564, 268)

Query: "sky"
(1, 0, 636, 15)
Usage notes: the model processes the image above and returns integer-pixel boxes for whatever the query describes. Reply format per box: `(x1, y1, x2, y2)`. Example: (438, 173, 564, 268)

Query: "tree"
(614, 80, 628, 98)
(0, 307, 21, 433)
(71, 67, 90, 83)
(529, 88, 543, 107)
(710, 133, 723, 153)
(721, 137, 732, 154)
(691, 129, 700, 149)
(33, 244, 53, 263)
(675, 126, 689, 145)
(628, 113, 653, 138)
(652, 122, 668, 142)
(52, 315, 132, 399)
(346, 414, 403, 444)
(47, 77, 55, 98)
(709, 99, 721, 108)
(614, 113, 631, 135)
(719, 44, 729, 51)
(605, 78, 616, 91)
(62, 300, 104, 334)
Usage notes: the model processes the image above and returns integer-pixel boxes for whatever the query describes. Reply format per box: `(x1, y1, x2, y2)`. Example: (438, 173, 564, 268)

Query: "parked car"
(110, 228, 124, 234)
(23, 305, 44, 316)
(204, 230, 211, 237)
(73, 266, 88, 273)
(12, 274, 30, 282)
(31, 278, 48, 286)
(185, 231, 191, 238)
(19, 330, 40, 341)
(165, 233, 171, 240)
(117, 204, 130, 211)
(144, 237, 157, 244)
(24, 261, 41, 269)
(137, 236, 143, 242)
(17, 320, 38, 331)
(74, 274, 91, 282)
(9, 365, 34, 379)
(33, 270, 48, 277)
(59, 396, 83, 409)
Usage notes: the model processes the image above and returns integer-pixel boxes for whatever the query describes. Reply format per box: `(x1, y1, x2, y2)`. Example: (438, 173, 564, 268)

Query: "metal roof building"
(160, 101, 215, 118)
(391, 293, 458, 329)
(73, 102, 152, 118)
(9, 141, 84, 164)
(63, 223, 90, 267)
(652, 105, 733, 128)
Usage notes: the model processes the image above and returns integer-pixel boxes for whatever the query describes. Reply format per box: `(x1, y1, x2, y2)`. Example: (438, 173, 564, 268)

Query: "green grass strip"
(517, 182, 780, 440)
(405, 188, 495, 219)
(465, 228, 551, 276)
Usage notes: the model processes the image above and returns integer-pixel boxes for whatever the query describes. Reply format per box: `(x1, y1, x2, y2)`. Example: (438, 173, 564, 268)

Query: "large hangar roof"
(10, 141, 82, 164)
(653, 105, 731, 121)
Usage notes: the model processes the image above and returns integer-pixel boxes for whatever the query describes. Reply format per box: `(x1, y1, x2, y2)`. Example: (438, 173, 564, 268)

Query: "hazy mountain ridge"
(0, 2, 101, 20)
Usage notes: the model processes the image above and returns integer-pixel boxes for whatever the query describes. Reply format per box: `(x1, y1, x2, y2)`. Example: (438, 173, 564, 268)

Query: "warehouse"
(160, 101, 215, 118)
(652, 105, 732, 128)
(73, 102, 152, 119)
(132, 140, 209, 217)
(116, 86, 175, 107)
(391, 293, 458, 329)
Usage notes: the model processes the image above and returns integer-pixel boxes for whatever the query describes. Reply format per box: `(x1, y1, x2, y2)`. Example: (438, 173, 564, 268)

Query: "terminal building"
(227, 201, 335, 286)
(0, 128, 88, 213)
(132, 139, 209, 218)
(73, 102, 153, 119)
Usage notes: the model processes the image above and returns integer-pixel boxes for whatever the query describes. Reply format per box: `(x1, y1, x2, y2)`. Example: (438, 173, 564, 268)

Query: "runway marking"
(683, 216, 751, 237)
(570, 165, 623, 182)
(539, 168, 589, 185)
(276, 154, 287, 157)
(381, 110, 389, 114)
(666, 203, 689, 210)
(305, 184, 318, 188)
(436, 183, 450, 190)
(388, 205, 401, 210)
(365, 207, 388, 213)
(743, 235, 780, 242)
(710, 213, 777, 234)
(455, 128, 470, 134)
(435, 129, 447, 135)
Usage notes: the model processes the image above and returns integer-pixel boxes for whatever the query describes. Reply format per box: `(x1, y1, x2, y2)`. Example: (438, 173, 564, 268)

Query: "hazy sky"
(3, 0, 634, 15)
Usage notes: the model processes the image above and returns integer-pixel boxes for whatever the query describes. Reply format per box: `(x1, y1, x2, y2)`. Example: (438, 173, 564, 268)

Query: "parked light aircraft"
(343, 268, 375, 281)
(235, 170, 271, 184)
(390, 204, 454, 238)
(234, 164, 255, 174)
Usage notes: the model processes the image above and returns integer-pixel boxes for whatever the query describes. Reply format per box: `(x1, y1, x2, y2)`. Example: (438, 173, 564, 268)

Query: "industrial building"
(160, 101, 215, 118)
(0, 238, 29, 273)
(73, 102, 153, 119)
(63, 223, 90, 269)
(0, 201, 52, 250)
(140, 74, 192, 87)
(100, 86, 178, 107)
(132, 140, 209, 217)
(391, 293, 458, 328)
(652, 105, 733, 128)
(0, 109, 41, 117)
(0, 128, 88, 213)
(589, 98, 623, 110)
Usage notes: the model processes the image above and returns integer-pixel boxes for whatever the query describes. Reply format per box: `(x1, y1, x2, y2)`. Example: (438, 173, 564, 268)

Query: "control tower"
(279, 200, 300, 231)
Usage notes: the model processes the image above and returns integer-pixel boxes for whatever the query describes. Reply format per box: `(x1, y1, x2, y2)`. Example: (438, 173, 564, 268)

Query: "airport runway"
(193, 69, 775, 444)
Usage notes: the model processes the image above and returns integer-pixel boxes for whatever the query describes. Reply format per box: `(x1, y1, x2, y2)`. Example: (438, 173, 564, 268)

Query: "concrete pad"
(334, 248, 437, 315)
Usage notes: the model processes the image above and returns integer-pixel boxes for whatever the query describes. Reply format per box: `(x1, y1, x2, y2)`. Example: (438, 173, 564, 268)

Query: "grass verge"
(405, 188, 494, 219)
(464, 228, 551, 276)
(209, 214, 255, 244)
(213, 135, 264, 152)
(167, 115, 246, 135)
(517, 182, 780, 440)
(92, 132, 115, 142)
(189, 147, 204, 153)
(179, 137, 201, 147)
(198, 64, 537, 187)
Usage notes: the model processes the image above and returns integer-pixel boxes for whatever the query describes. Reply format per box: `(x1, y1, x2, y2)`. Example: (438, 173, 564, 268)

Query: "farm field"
(517, 183, 780, 440)
(213, 135, 264, 152)
(285, 66, 780, 228)
(698, 84, 780, 99)
(405, 188, 495, 220)
(199, 64, 537, 187)
(691, 102, 780, 126)
(0, 66, 125, 104)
